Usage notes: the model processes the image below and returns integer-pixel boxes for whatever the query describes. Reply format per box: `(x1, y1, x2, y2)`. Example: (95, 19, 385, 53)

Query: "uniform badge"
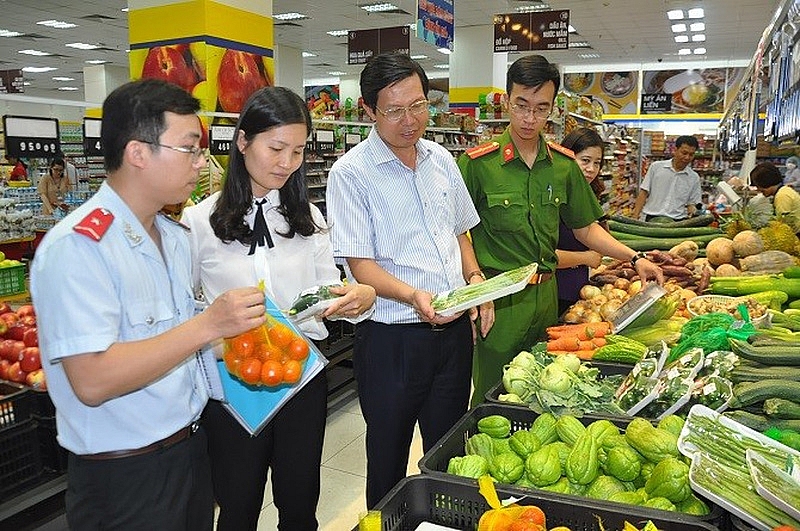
(546, 141, 575, 159)
(503, 143, 515, 163)
(465, 141, 500, 159)
(73, 208, 114, 241)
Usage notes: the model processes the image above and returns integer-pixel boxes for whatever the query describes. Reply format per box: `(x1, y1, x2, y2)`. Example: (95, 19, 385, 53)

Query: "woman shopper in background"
(750, 161, 800, 234)
(182, 86, 375, 531)
(38, 157, 72, 215)
(555, 127, 608, 315)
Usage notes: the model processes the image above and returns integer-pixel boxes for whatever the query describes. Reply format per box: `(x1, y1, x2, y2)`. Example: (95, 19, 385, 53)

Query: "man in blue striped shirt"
(327, 52, 495, 508)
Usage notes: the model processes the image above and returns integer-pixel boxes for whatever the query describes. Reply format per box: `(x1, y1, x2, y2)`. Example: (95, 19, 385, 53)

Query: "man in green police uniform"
(458, 55, 663, 405)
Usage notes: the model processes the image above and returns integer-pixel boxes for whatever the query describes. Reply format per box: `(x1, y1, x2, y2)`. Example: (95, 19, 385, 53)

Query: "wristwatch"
(630, 252, 647, 266)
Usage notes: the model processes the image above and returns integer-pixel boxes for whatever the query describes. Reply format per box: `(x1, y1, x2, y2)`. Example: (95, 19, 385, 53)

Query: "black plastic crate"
(0, 418, 44, 499)
(35, 415, 67, 474)
(371, 475, 720, 531)
(418, 403, 723, 526)
(485, 360, 633, 406)
(0, 381, 34, 429)
(29, 388, 56, 417)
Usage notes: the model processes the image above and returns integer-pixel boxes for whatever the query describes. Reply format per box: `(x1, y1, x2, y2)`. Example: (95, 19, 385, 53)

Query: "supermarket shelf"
(569, 112, 603, 126)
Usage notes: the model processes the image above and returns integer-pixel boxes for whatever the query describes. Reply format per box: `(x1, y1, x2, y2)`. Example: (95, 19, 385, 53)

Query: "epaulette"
(546, 141, 575, 159)
(465, 141, 500, 159)
(158, 211, 191, 231)
(73, 208, 114, 241)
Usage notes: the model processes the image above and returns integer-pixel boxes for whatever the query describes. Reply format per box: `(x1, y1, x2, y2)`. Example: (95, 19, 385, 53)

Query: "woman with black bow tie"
(182, 87, 375, 531)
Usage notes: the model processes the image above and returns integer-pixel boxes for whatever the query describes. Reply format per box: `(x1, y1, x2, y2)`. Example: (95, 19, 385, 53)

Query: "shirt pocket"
(485, 191, 527, 233)
(125, 299, 175, 336)
(539, 184, 568, 233)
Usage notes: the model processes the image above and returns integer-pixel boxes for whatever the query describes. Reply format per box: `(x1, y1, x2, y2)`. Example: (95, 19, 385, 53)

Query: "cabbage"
(554, 353, 581, 373)
(502, 366, 535, 400)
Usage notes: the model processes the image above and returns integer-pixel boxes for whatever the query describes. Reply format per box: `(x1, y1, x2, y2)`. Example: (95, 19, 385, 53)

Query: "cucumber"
(609, 230, 651, 241)
(763, 398, 800, 420)
(608, 214, 716, 228)
(789, 299, 800, 310)
(730, 379, 800, 408)
(608, 220, 722, 238)
(784, 266, 800, 279)
(622, 235, 718, 251)
(723, 409, 800, 432)
(729, 337, 800, 366)
(730, 363, 800, 383)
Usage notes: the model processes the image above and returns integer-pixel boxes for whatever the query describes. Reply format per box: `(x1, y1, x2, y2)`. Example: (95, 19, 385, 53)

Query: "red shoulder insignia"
(73, 208, 114, 241)
(465, 141, 500, 159)
(547, 142, 575, 159)
(502, 142, 515, 163)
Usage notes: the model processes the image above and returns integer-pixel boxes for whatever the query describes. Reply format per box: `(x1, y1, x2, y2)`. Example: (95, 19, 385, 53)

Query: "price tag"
(83, 117, 103, 156)
(210, 125, 236, 156)
(3, 115, 60, 157)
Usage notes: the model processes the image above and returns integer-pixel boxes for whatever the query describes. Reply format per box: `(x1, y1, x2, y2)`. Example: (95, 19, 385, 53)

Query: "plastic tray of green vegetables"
(746, 449, 800, 523)
(432, 263, 538, 317)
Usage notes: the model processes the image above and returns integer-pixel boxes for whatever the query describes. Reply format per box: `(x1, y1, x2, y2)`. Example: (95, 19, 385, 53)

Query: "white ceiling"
(0, 0, 782, 101)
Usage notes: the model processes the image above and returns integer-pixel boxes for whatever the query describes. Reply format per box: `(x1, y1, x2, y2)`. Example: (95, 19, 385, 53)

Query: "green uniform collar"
(497, 128, 552, 167)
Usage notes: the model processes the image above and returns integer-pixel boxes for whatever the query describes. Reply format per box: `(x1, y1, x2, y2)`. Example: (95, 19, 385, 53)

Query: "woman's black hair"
(750, 162, 783, 188)
(561, 127, 605, 199)
(210, 86, 320, 245)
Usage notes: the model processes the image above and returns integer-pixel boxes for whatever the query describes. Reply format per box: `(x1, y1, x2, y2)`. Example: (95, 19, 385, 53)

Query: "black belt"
(78, 421, 200, 461)
(399, 312, 469, 332)
(484, 269, 553, 285)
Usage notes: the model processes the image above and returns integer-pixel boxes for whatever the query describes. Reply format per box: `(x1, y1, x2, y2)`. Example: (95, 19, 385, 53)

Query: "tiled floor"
(250, 386, 425, 530)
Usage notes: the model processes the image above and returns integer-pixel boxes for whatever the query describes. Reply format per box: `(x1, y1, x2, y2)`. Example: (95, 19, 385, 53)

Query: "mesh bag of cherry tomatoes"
(223, 316, 311, 387)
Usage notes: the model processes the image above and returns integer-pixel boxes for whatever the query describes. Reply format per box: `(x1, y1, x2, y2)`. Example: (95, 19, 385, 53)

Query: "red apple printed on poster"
(217, 50, 269, 113)
(142, 45, 199, 92)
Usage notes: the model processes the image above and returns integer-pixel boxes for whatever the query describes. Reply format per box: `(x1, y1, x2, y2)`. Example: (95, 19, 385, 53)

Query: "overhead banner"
(641, 68, 735, 114)
(494, 10, 569, 52)
(563, 71, 639, 114)
(348, 26, 410, 65)
(417, 0, 454, 52)
(0, 69, 23, 94)
(2, 115, 60, 158)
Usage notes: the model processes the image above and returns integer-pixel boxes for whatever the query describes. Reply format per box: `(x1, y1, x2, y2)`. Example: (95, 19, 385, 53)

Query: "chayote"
(509, 429, 542, 459)
(465, 433, 495, 461)
(447, 454, 488, 479)
(625, 417, 680, 463)
(478, 415, 511, 438)
(539, 476, 571, 494)
(489, 451, 525, 484)
(675, 494, 710, 516)
(524, 444, 562, 487)
(493, 437, 513, 456)
(587, 419, 620, 446)
(645, 457, 691, 503)
(607, 490, 646, 505)
(643, 496, 677, 511)
(565, 431, 599, 485)
(530, 412, 559, 445)
(586, 474, 627, 500)
(657, 415, 685, 438)
(603, 445, 642, 482)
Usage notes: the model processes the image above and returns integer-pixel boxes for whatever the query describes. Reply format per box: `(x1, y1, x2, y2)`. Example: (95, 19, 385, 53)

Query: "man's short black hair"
(675, 135, 699, 150)
(360, 52, 429, 112)
(506, 55, 561, 96)
(750, 162, 783, 188)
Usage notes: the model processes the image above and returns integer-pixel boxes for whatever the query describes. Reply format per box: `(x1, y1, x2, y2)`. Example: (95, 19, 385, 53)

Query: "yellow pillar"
(128, 0, 274, 116)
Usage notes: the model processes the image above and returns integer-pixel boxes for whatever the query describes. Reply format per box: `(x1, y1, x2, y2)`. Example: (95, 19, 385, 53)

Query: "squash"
(706, 237, 735, 266)
(739, 250, 797, 273)
(668, 240, 699, 261)
(714, 263, 741, 277)
(732, 230, 764, 257)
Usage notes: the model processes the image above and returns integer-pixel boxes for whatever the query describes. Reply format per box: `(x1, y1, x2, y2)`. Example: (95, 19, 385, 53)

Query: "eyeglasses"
(509, 103, 552, 120)
(375, 99, 429, 122)
(144, 142, 206, 163)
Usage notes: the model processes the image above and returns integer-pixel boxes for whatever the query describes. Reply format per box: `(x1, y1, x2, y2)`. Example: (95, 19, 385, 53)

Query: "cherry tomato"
(517, 507, 546, 527)
(256, 343, 283, 362)
(282, 359, 303, 384)
(286, 338, 310, 361)
(261, 360, 284, 386)
(230, 332, 256, 358)
(267, 323, 294, 349)
(223, 350, 243, 376)
(509, 521, 542, 531)
(239, 358, 262, 385)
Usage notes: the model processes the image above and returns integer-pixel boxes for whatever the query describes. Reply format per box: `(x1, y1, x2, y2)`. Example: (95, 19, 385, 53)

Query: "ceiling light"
(121, 8, 129, 12)
(675, 35, 689, 43)
(23, 82, 31, 86)
(678, 48, 691, 55)
(22, 66, 57, 73)
(690, 22, 705, 32)
(58, 87, 79, 91)
(410, 54, 427, 60)
(568, 25, 576, 33)
(578, 53, 600, 59)
(514, 2, 551, 12)
(360, 3, 398, 12)
(302, 51, 316, 58)
(692, 34, 706, 42)
(85, 59, 107, 64)
(66, 42, 100, 50)
(274, 12, 308, 20)
(37, 20, 77, 29)
(569, 41, 591, 48)
(688, 8, 704, 18)
(19, 49, 52, 56)
(328, 71, 346, 76)
(671, 23, 687, 33)
(437, 47, 451, 55)
(433, 64, 449, 69)
(327, 30, 349, 37)
(52, 76, 75, 81)
(667, 9, 684, 20)
(0, 29, 23, 37)
(693, 47, 706, 54)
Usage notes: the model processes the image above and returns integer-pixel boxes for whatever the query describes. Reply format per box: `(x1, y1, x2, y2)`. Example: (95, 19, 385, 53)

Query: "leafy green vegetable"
(431, 263, 538, 312)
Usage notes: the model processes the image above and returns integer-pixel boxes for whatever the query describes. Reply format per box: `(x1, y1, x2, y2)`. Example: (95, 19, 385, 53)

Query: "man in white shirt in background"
(632, 135, 702, 221)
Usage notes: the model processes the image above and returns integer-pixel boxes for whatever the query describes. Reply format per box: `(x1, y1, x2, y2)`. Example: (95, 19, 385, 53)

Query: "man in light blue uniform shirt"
(31, 79, 266, 531)
(326, 52, 495, 508)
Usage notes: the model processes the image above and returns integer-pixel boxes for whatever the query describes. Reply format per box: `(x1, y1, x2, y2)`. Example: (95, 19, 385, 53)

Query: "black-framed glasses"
(144, 142, 205, 163)
(509, 103, 552, 120)
(375, 99, 429, 122)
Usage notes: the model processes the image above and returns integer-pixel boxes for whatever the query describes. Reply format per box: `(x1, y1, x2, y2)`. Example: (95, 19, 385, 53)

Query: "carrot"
(546, 336, 581, 351)
(548, 349, 596, 360)
(591, 337, 607, 348)
(546, 321, 612, 340)
(577, 340, 598, 351)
